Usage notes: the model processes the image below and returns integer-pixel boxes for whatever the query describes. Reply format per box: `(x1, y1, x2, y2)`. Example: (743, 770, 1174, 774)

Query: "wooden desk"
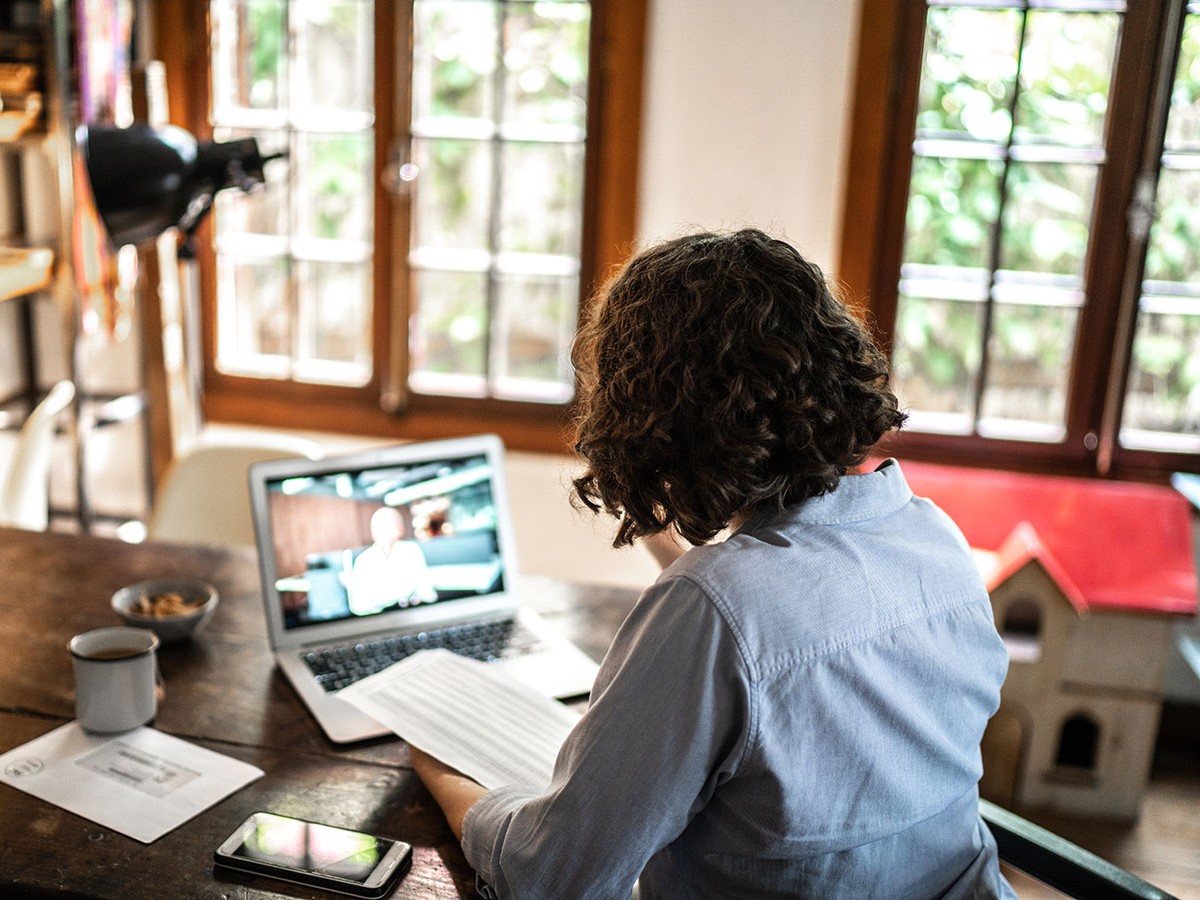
(0, 527, 639, 899)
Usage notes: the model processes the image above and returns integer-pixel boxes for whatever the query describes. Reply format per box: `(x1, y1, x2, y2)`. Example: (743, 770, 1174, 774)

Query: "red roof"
(987, 521, 1088, 614)
(889, 459, 1197, 617)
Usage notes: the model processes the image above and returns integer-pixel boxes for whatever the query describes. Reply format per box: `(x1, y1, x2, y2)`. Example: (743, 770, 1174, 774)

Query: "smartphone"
(213, 811, 412, 898)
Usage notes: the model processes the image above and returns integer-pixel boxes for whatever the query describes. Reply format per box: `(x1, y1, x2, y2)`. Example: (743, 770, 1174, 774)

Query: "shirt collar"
(734, 458, 914, 534)
(794, 458, 912, 525)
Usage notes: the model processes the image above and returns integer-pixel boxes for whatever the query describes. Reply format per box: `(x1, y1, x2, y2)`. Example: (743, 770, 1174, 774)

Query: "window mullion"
(484, 2, 509, 399)
(974, 8, 1033, 432)
(285, 2, 299, 382)
(379, 0, 410, 413)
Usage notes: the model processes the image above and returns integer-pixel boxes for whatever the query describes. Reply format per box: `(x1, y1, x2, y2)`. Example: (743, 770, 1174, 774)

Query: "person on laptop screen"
(411, 229, 1015, 899)
(346, 506, 438, 615)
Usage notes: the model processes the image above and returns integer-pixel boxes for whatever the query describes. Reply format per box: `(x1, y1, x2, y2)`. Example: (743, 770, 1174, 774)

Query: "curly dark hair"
(571, 228, 906, 548)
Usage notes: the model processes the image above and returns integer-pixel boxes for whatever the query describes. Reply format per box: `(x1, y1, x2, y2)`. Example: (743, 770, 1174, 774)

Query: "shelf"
(0, 245, 52, 302)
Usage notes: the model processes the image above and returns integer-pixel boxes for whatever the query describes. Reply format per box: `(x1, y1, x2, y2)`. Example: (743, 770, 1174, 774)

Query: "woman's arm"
(409, 746, 488, 840)
(456, 580, 752, 898)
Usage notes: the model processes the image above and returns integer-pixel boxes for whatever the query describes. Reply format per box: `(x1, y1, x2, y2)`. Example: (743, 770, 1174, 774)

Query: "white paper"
(0, 723, 264, 843)
(338, 649, 579, 790)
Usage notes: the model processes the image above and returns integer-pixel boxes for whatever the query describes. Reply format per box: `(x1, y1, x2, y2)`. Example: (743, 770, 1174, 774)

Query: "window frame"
(840, 0, 1200, 482)
(155, 0, 646, 454)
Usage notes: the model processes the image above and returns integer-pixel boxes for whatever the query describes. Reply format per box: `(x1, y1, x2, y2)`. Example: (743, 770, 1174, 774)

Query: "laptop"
(247, 434, 601, 744)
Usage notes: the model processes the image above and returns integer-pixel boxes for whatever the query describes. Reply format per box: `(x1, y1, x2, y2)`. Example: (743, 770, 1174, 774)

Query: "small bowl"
(111, 578, 219, 644)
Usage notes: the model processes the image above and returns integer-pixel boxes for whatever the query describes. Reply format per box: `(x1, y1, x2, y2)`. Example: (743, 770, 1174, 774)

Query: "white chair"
(147, 434, 325, 547)
(0, 380, 75, 530)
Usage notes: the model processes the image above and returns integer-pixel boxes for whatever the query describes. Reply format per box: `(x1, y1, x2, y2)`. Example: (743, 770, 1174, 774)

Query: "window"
(1054, 711, 1099, 770)
(209, 0, 377, 388)
(841, 0, 1200, 480)
(1000, 596, 1042, 662)
(157, 0, 644, 451)
(406, 0, 590, 403)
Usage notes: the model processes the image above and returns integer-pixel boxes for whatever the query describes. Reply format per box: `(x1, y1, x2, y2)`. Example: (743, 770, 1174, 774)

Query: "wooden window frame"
(154, 0, 646, 455)
(839, 0, 1199, 483)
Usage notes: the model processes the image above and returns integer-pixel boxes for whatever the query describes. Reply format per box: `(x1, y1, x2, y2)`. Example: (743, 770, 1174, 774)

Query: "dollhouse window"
(1000, 597, 1042, 662)
(1055, 713, 1099, 770)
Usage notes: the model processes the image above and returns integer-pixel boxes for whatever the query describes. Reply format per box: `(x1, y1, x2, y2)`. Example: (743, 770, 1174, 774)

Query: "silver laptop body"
(248, 434, 599, 743)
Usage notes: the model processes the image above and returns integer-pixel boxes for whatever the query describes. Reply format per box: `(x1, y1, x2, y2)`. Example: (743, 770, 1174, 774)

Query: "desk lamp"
(74, 122, 280, 526)
(77, 121, 278, 254)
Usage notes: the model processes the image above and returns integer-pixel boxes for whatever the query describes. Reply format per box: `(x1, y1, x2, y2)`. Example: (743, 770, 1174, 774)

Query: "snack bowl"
(111, 578, 219, 644)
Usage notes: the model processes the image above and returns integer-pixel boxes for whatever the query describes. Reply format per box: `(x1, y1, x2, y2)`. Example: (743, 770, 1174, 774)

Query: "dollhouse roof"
(890, 459, 1197, 617)
(986, 521, 1088, 614)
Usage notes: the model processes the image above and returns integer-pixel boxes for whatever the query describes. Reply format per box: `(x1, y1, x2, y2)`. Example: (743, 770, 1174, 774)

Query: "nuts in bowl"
(111, 578, 219, 644)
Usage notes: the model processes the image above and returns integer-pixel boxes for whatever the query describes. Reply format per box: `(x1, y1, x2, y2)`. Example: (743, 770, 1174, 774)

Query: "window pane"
(499, 141, 585, 255)
(980, 299, 1077, 431)
(215, 254, 291, 376)
(503, 1, 590, 132)
(210, 0, 375, 389)
(211, 0, 287, 117)
(492, 273, 577, 401)
(903, 155, 1002, 269)
(412, 0, 498, 124)
(293, 0, 373, 116)
(295, 259, 371, 383)
(212, 127, 289, 235)
(916, 7, 1020, 141)
(293, 131, 374, 242)
(1125, 10, 1200, 448)
(412, 137, 492, 250)
(1165, 15, 1200, 151)
(891, 291, 984, 426)
(1123, 296, 1200, 438)
(898, 4, 1121, 438)
(1144, 167, 1200, 283)
(1001, 161, 1097, 278)
(409, 0, 590, 403)
(1014, 11, 1119, 147)
(409, 268, 489, 388)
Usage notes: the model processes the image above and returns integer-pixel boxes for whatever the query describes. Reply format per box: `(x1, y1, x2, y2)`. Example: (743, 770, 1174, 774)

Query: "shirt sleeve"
(460, 573, 755, 900)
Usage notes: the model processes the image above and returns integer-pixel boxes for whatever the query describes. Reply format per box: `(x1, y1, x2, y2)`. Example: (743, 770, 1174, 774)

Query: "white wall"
(636, 0, 862, 275)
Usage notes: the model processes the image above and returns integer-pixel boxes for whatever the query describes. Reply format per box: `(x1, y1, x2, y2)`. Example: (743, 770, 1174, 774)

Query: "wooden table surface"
(0, 527, 639, 899)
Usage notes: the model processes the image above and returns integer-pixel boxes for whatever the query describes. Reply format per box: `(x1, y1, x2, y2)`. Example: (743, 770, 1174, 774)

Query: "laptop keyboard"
(301, 618, 543, 692)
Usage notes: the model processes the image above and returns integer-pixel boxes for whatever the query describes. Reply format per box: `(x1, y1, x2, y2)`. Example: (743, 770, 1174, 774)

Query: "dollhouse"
(898, 460, 1197, 820)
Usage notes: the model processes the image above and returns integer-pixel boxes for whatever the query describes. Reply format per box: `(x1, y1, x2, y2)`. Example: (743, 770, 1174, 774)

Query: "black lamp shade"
(78, 122, 270, 247)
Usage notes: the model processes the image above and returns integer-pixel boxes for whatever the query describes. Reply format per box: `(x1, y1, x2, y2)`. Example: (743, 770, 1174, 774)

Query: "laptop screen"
(256, 446, 508, 633)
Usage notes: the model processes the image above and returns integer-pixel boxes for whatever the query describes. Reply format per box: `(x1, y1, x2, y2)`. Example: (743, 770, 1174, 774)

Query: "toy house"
(896, 460, 1198, 821)
(975, 523, 1176, 819)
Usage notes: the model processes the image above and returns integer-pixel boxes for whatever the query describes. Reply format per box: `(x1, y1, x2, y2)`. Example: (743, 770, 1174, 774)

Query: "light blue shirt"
(463, 460, 1016, 899)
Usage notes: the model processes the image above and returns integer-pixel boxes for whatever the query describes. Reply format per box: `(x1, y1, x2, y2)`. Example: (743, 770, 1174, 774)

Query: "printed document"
(338, 648, 580, 790)
(0, 722, 263, 843)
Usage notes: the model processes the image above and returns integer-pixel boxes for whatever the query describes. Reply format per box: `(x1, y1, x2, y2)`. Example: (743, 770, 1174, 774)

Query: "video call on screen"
(265, 454, 505, 629)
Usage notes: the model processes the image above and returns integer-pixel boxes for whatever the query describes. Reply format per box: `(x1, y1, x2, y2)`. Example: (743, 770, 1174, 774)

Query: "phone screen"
(218, 811, 409, 891)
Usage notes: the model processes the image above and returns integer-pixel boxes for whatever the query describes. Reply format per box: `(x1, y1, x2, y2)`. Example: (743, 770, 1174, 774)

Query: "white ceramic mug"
(69, 626, 160, 733)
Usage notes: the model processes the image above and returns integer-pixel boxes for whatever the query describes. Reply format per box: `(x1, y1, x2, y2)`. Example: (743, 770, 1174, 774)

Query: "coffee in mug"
(70, 626, 160, 733)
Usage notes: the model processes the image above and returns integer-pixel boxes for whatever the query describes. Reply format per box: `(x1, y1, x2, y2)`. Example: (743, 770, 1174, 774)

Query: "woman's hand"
(409, 745, 489, 840)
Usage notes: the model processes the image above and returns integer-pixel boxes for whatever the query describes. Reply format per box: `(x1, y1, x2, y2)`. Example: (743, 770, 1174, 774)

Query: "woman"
(412, 229, 1014, 899)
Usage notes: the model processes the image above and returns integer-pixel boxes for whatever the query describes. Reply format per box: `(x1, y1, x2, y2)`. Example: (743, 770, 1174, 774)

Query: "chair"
(147, 434, 324, 547)
(982, 799, 1179, 899)
(0, 380, 75, 530)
